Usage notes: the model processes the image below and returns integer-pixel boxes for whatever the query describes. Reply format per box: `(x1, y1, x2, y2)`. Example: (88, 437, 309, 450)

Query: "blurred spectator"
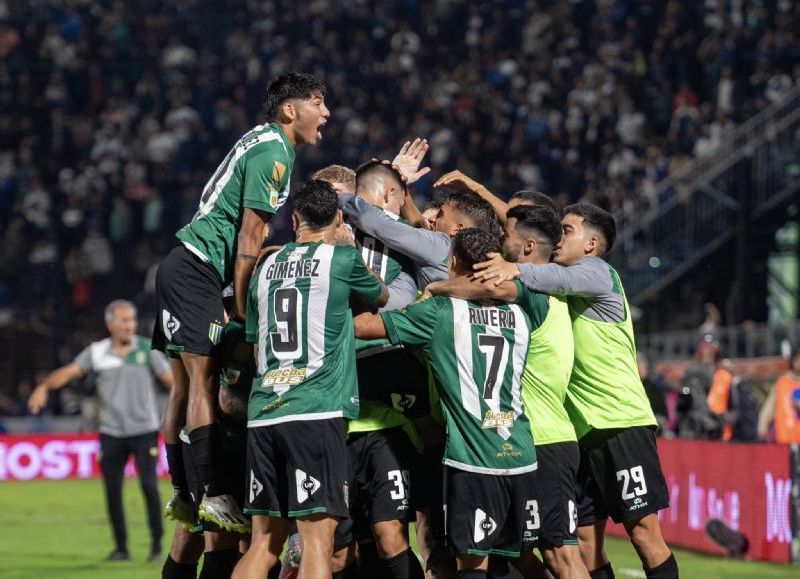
(698, 303, 722, 338)
(758, 347, 800, 443)
(706, 345, 759, 443)
(637, 352, 669, 434)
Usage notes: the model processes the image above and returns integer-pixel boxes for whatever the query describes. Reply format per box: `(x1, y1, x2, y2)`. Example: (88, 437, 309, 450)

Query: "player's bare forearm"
(353, 312, 388, 339)
(235, 209, 269, 320)
(426, 276, 518, 302)
(434, 170, 509, 222)
(29, 363, 84, 414)
(400, 191, 426, 228)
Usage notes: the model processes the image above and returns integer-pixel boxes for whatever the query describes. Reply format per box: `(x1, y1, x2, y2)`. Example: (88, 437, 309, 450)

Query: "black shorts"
(527, 441, 580, 548)
(444, 466, 538, 558)
(245, 418, 349, 519)
(152, 245, 224, 357)
(413, 443, 444, 511)
(348, 427, 417, 535)
(576, 426, 670, 526)
(182, 426, 247, 533)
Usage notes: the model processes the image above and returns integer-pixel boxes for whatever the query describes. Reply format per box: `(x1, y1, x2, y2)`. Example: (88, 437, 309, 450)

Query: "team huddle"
(154, 73, 679, 579)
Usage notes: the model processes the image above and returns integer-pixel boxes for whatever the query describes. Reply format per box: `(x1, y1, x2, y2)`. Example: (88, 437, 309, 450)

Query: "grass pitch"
(0, 478, 796, 578)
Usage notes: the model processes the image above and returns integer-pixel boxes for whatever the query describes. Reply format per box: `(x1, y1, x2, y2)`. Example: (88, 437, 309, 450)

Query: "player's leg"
(578, 523, 612, 579)
(99, 433, 130, 560)
(456, 554, 488, 577)
(131, 431, 164, 560)
(597, 427, 676, 578)
(296, 514, 338, 579)
(527, 442, 589, 579)
(164, 355, 191, 521)
(363, 429, 424, 579)
(331, 541, 358, 578)
(199, 529, 242, 579)
(622, 515, 677, 578)
(574, 434, 613, 578)
(232, 515, 288, 579)
(162, 525, 203, 579)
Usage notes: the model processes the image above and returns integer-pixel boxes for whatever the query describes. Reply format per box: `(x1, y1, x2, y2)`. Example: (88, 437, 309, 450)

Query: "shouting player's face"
(107, 306, 137, 344)
(552, 213, 598, 266)
(292, 91, 330, 146)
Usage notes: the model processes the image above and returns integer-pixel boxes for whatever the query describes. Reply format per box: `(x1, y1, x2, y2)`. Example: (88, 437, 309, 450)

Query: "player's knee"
(624, 515, 662, 549)
(331, 543, 355, 573)
(373, 520, 410, 559)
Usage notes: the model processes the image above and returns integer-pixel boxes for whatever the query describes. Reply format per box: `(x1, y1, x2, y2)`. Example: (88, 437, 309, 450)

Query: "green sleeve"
(380, 298, 440, 348)
(242, 144, 291, 215)
(245, 266, 262, 343)
(512, 281, 550, 330)
(342, 246, 384, 306)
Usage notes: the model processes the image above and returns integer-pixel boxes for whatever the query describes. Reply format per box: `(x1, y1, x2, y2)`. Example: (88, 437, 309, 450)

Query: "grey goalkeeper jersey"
(517, 257, 626, 323)
(339, 194, 450, 287)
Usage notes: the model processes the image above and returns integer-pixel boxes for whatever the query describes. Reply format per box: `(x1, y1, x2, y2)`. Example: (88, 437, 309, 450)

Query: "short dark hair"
(445, 193, 501, 239)
(355, 160, 405, 193)
(422, 199, 444, 213)
(562, 202, 617, 253)
(452, 228, 501, 271)
(264, 72, 326, 121)
(292, 180, 339, 230)
(510, 190, 557, 212)
(506, 205, 562, 250)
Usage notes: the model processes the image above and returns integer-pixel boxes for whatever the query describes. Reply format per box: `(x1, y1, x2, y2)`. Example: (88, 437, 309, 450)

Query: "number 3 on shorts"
(616, 465, 648, 500)
(525, 499, 541, 530)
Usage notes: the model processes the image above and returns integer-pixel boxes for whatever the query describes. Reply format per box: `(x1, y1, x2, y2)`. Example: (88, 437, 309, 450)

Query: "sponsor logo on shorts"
(482, 410, 514, 430)
(473, 508, 497, 543)
(390, 393, 416, 412)
(162, 310, 181, 340)
(629, 497, 649, 511)
(295, 469, 321, 504)
(208, 320, 223, 345)
(250, 470, 263, 503)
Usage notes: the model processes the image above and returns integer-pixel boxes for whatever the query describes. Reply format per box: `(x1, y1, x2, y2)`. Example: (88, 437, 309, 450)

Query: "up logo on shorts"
(295, 469, 321, 504)
(473, 508, 497, 543)
(250, 470, 264, 503)
(569, 499, 577, 533)
(162, 310, 181, 340)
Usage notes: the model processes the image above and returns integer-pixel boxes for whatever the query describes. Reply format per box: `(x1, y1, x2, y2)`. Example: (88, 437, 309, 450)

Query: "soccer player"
(472, 203, 678, 579)
(233, 180, 388, 579)
(426, 206, 590, 579)
(313, 161, 426, 579)
(154, 72, 329, 531)
(354, 228, 548, 579)
(29, 300, 172, 562)
(433, 170, 556, 223)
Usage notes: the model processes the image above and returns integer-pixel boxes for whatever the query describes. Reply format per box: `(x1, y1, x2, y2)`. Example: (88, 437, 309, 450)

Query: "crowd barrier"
(0, 433, 168, 481)
(1, 433, 798, 562)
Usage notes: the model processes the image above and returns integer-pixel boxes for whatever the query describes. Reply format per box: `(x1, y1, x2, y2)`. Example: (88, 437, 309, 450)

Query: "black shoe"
(147, 550, 163, 563)
(106, 550, 131, 562)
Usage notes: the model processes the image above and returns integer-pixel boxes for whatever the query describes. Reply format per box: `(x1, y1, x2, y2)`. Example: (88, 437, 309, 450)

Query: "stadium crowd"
(2, 0, 800, 402)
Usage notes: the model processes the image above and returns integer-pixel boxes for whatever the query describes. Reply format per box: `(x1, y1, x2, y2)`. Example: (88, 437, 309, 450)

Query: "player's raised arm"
(434, 169, 511, 223)
(425, 276, 519, 303)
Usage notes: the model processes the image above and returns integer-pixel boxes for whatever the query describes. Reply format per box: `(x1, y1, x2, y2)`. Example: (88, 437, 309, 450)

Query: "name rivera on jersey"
(468, 304, 517, 431)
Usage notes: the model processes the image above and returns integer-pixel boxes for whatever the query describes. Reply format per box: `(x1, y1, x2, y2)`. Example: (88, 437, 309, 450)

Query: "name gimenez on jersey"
(263, 258, 321, 280)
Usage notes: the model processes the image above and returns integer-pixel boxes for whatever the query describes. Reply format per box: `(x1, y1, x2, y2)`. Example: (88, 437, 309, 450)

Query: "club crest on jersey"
(250, 470, 263, 503)
(473, 508, 497, 543)
(208, 320, 223, 345)
(391, 393, 416, 412)
(295, 469, 321, 504)
(482, 410, 514, 429)
(162, 310, 181, 340)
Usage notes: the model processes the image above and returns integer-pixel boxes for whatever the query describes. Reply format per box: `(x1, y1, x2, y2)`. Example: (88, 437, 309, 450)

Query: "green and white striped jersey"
(352, 211, 416, 286)
(245, 241, 384, 426)
(176, 123, 295, 284)
(382, 295, 544, 475)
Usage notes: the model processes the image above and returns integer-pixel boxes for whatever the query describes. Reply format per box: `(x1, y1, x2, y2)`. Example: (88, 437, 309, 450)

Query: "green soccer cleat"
(163, 488, 195, 531)
(198, 494, 250, 534)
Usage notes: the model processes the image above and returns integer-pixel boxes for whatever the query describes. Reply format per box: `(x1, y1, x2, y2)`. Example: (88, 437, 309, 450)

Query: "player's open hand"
(391, 138, 431, 185)
(473, 253, 520, 286)
(433, 170, 482, 194)
(28, 385, 49, 415)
